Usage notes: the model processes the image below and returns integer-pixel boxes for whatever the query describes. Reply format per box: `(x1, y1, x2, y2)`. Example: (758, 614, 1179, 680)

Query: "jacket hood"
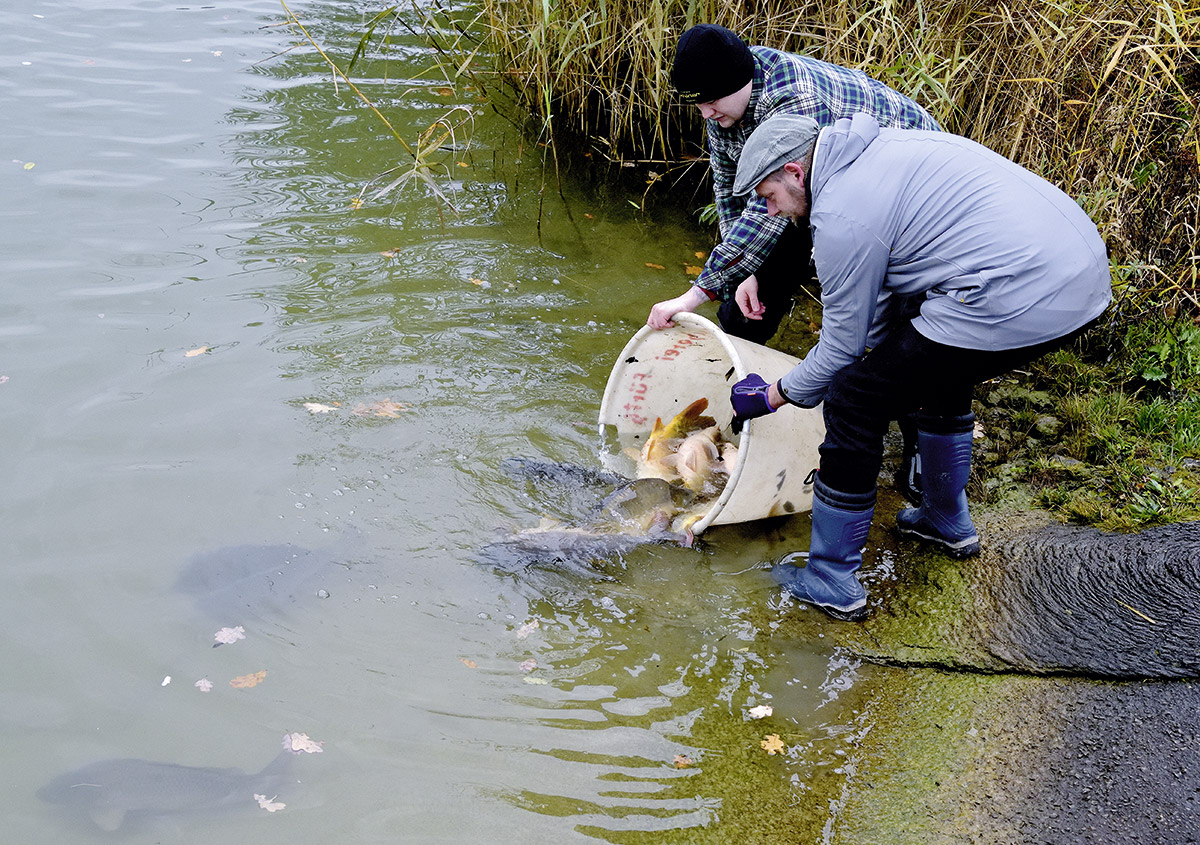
(810, 113, 880, 200)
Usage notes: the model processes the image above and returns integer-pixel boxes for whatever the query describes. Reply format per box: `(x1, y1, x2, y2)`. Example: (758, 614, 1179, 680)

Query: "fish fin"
(90, 807, 126, 832)
(662, 398, 713, 439)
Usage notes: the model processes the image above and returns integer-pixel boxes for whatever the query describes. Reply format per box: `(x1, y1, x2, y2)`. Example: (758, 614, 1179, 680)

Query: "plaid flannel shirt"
(695, 47, 941, 300)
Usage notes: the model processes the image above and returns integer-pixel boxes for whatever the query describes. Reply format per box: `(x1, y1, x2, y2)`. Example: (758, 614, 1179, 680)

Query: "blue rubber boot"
(771, 479, 875, 622)
(896, 414, 980, 558)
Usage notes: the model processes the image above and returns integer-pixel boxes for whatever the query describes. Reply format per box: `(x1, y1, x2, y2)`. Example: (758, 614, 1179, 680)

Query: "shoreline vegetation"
(340, 1, 1200, 531)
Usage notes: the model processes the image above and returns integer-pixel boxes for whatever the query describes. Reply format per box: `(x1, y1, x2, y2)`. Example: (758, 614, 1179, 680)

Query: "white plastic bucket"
(598, 312, 826, 535)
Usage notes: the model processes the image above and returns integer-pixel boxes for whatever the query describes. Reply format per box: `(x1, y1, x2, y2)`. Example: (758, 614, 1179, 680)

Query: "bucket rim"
(596, 312, 759, 535)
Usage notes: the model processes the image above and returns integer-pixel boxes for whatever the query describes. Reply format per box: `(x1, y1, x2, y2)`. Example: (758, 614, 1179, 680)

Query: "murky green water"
(1, 2, 877, 841)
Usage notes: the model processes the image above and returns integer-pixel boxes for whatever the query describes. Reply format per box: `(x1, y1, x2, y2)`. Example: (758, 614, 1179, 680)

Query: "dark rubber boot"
(771, 479, 875, 622)
(895, 414, 980, 558)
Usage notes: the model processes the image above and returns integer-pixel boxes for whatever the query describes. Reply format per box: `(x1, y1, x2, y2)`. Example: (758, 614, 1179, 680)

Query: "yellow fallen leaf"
(230, 670, 267, 689)
(24, 162, 36, 170)
(673, 754, 693, 769)
(457, 161, 469, 168)
(644, 263, 666, 270)
(381, 250, 397, 258)
(185, 346, 209, 357)
(350, 197, 364, 209)
(761, 734, 785, 755)
(469, 277, 487, 286)
(694, 251, 707, 259)
(684, 265, 703, 276)
(459, 658, 477, 669)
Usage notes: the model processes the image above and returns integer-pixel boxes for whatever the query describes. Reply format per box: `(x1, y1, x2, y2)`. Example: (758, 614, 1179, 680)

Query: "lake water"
(1, 2, 882, 841)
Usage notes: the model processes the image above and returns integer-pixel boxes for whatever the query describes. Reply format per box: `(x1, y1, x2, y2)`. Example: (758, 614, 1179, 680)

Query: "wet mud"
(854, 509, 1200, 679)
(822, 503, 1200, 842)
(830, 668, 1200, 844)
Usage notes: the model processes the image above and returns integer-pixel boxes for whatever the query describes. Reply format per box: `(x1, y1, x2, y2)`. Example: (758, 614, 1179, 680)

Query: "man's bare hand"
(734, 275, 766, 320)
(647, 286, 709, 330)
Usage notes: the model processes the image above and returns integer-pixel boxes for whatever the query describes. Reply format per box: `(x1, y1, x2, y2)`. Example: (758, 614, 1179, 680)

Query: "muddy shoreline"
(809, 493, 1200, 842)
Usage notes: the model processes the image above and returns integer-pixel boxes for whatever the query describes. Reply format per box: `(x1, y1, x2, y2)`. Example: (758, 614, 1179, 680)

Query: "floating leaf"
(161, 676, 171, 687)
(352, 399, 407, 418)
(380, 249, 397, 258)
(214, 626, 245, 646)
(748, 705, 773, 720)
(432, 86, 454, 97)
(515, 619, 540, 639)
(230, 670, 267, 689)
(459, 658, 477, 669)
(185, 346, 209, 357)
(644, 262, 666, 270)
(283, 732, 324, 754)
(350, 197, 364, 210)
(518, 659, 537, 673)
(469, 277, 489, 287)
(24, 162, 36, 170)
(523, 676, 548, 685)
(195, 678, 213, 692)
(255, 794, 286, 812)
(761, 734, 785, 755)
(457, 161, 469, 168)
(673, 754, 693, 769)
(303, 402, 339, 414)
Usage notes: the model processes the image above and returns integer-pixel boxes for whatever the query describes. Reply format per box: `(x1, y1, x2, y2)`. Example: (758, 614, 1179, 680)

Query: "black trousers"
(717, 225, 813, 344)
(818, 317, 1099, 495)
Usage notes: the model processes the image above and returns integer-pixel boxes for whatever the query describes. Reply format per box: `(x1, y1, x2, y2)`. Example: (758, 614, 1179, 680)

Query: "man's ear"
(782, 161, 805, 180)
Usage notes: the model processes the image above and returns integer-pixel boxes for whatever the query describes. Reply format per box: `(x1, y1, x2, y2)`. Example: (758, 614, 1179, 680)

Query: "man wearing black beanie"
(646, 23, 940, 501)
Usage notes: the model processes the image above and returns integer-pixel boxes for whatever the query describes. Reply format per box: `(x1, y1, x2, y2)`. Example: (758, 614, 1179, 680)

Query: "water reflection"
(2, 1, 877, 841)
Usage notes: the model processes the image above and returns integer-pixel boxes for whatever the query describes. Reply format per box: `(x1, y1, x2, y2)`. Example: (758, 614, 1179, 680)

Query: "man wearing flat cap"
(647, 23, 939, 500)
(726, 112, 1112, 621)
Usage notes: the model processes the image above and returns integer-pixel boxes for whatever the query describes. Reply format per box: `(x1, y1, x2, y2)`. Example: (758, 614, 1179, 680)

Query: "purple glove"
(730, 373, 777, 434)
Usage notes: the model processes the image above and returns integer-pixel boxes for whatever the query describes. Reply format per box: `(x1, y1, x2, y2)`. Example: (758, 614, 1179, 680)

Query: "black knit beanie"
(672, 24, 755, 104)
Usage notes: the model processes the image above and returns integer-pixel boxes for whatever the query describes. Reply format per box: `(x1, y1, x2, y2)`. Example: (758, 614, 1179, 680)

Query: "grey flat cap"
(733, 113, 820, 197)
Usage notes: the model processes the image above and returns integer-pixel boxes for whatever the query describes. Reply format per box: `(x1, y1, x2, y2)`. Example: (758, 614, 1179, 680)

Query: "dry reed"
(468, 0, 1198, 320)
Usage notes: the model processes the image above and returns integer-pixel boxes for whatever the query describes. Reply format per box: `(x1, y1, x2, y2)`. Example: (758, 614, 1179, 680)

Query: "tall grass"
(464, 0, 1198, 325)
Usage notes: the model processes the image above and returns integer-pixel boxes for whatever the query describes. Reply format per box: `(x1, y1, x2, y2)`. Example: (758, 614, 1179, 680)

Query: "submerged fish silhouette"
(38, 746, 294, 832)
(175, 542, 338, 619)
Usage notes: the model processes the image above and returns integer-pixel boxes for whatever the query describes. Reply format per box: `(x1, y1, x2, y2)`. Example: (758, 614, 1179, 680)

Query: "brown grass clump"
(472, 0, 1198, 322)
